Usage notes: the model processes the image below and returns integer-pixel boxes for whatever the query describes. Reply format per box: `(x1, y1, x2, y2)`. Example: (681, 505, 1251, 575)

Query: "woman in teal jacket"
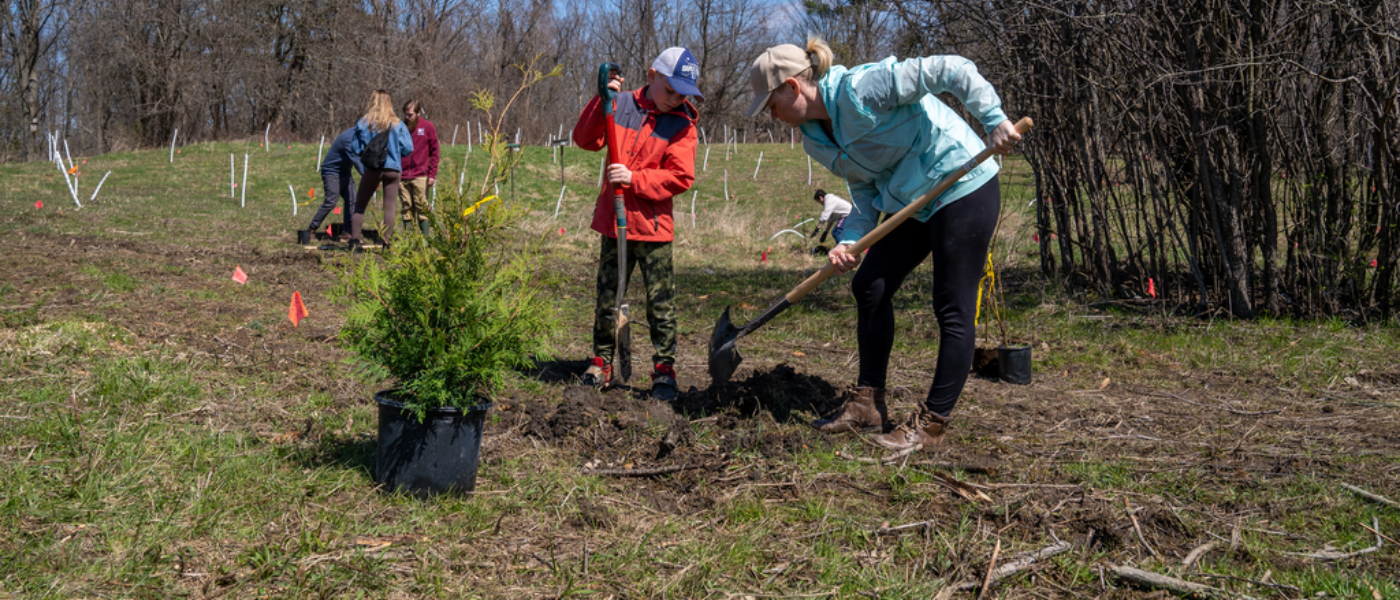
(348, 89, 414, 249)
(747, 38, 1022, 452)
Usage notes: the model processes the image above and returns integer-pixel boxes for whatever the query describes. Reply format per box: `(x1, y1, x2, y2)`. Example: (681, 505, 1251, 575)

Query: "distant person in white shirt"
(812, 188, 853, 244)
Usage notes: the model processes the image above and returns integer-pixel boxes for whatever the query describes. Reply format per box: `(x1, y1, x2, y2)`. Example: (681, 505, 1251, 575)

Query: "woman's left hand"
(988, 120, 1022, 155)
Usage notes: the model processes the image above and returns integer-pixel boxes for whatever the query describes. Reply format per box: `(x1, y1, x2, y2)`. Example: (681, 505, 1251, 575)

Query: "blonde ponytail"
(805, 35, 834, 81)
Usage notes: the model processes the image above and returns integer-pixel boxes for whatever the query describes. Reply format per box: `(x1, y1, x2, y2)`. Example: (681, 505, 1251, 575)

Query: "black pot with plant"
(338, 70, 561, 496)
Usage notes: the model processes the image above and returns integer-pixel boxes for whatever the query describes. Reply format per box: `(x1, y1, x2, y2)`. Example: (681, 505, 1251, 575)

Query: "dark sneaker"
(347, 239, 365, 253)
(580, 357, 611, 388)
(650, 363, 678, 402)
(874, 407, 950, 451)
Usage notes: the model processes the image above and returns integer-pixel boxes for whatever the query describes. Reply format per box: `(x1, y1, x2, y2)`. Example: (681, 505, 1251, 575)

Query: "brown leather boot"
(811, 387, 888, 433)
(874, 407, 950, 450)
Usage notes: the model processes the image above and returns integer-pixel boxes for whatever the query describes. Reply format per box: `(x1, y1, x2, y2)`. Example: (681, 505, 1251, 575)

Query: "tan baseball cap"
(746, 44, 811, 118)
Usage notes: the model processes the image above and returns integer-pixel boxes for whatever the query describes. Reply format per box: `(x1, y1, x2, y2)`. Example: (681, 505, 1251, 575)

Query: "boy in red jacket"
(572, 47, 701, 401)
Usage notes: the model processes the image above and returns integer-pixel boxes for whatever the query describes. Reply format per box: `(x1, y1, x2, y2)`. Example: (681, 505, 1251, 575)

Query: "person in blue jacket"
(306, 127, 363, 240)
(348, 89, 414, 249)
(747, 37, 1022, 452)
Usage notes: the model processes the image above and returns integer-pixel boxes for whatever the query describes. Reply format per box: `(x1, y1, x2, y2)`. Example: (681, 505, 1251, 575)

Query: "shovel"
(599, 62, 632, 384)
(708, 117, 1034, 384)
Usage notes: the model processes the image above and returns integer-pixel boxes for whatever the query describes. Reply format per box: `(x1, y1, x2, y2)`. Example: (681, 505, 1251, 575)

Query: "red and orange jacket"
(572, 87, 697, 242)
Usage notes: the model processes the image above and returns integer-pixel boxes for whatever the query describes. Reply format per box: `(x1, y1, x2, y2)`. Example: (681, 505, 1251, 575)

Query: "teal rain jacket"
(798, 55, 1009, 245)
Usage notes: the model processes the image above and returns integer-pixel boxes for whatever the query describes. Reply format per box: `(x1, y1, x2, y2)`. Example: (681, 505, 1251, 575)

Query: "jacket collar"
(635, 86, 699, 122)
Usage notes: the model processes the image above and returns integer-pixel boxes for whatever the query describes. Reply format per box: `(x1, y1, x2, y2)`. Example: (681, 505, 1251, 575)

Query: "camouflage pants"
(592, 235, 676, 367)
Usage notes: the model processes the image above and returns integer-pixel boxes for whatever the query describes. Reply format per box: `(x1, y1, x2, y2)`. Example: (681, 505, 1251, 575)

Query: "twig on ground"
(1196, 572, 1301, 593)
(975, 540, 1001, 600)
(582, 464, 698, 477)
(954, 540, 1072, 591)
(913, 460, 998, 475)
(1283, 517, 1383, 561)
(1182, 541, 1217, 567)
(839, 445, 921, 464)
(874, 519, 937, 535)
(1126, 498, 1164, 562)
(1110, 564, 1262, 600)
(1341, 482, 1400, 509)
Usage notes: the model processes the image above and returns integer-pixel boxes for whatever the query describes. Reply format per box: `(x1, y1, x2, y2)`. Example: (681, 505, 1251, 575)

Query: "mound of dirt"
(675, 362, 841, 423)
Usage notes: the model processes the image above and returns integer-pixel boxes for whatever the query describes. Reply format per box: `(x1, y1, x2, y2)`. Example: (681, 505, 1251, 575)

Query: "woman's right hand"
(828, 244, 862, 274)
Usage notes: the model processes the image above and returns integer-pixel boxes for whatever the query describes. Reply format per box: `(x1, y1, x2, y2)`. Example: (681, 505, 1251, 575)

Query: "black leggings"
(852, 177, 1000, 416)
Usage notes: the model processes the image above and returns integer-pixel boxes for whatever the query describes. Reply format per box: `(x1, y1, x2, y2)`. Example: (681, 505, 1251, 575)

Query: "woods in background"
(4, 0, 1397, 319)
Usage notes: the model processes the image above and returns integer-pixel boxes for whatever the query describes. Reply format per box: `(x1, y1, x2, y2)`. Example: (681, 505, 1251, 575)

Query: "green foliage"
(339, 193, 557, 421)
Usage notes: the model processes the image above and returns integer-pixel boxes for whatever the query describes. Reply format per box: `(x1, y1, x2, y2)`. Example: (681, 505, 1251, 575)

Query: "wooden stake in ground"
(168, 128, 178, 163)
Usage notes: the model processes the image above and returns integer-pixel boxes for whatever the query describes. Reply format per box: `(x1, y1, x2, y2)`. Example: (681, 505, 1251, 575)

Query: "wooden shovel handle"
(784, 117, 1034, 304)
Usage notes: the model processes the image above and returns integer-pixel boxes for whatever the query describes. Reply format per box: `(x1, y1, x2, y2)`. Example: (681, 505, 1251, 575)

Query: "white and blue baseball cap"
(652, 47, 704, 99)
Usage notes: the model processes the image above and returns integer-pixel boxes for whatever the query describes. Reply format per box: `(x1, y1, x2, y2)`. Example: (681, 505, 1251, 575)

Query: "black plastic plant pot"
(375, 391, 491, 498)
(997, 345, 1032, 385)
(297, 229, 311, 245)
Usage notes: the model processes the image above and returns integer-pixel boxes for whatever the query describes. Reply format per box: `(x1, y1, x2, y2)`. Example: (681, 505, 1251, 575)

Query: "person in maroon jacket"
(399, 100, 439, 236)
(572, 47, 701, 401)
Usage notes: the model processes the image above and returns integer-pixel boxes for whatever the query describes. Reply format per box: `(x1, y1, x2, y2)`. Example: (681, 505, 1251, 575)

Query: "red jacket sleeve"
(630, 123, 697, 203)
(572, 96, 606, 152)
(427, 122, 440, 180)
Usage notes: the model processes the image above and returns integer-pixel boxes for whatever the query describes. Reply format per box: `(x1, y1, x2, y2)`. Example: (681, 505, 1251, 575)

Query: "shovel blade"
(613, 304, 632, 383)
(707, 306, 744, 384)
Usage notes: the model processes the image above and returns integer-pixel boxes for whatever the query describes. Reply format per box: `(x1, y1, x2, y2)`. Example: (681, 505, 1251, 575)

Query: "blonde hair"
(361, 90, 401, 133)
(804, 35, 834, 81)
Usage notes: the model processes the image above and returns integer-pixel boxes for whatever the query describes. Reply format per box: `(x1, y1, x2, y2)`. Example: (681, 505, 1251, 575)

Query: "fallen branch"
(954, 541, 1072, 591)
(1110, 564, 1262, 600)
(1181, 542, 1217, 568)
(1126, 498, 1164, 561)
(841, 445, 922, 464)
(874, 519, 937, 535)
(582, 464, 708, 477)
(913, 460, 998, 475)
(1283, 517, 1382, 561)
(1341, 482, 1400, 510)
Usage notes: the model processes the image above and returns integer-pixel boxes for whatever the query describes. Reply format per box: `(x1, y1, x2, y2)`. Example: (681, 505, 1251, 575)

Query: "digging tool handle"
(781, 117, 1034, 305)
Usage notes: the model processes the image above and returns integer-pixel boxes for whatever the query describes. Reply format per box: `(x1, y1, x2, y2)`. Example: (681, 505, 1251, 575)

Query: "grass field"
(1, 134, 1397, 599)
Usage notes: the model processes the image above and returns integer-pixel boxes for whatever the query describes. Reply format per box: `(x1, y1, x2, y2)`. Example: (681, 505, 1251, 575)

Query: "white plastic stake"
(169, 128, 178, 162)
(316, 135, 324, 171)
(240, 154, 249, 207)
(767, 130, 774, 144)
(467, 121, 472, 153)
(752, 151, 763, 180)
(553, 185, 567, 219)
(89, 171, 111, 203)
(63, 139, 74, 173)
(724, 169, 729, 201)
(790, 129, 794, 149)
(691, 190, 697, 227)
(56, 160, 81, 207)
(597, 156, 605, 186)
(703, 147, 710, 171)
(230, 154, 236, 197)
(807, 156, 813, 185)
(742, 130, 747, 144)
(264, 123, 270, 151)
(514, 128, 520, 144)
(288, 184, 298, 216)
(451, 124, 458, 146)
(700, 127, 708, 145)
(725, 137, 731, 161)
(458, 171, 465, 195)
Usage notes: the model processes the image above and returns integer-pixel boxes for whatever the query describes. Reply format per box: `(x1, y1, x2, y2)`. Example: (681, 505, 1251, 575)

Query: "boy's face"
(646, 69, 686, 113)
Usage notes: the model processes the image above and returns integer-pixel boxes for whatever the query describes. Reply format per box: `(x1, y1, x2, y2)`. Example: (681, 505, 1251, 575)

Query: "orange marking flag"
(289, 292, 308, 328)
(232, 266, 248, 284)
(309, 188, 316, 198)
(1147, 277, 1156, 298)
(332, 206, 341, 214)
(35, 200, 43, 209)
